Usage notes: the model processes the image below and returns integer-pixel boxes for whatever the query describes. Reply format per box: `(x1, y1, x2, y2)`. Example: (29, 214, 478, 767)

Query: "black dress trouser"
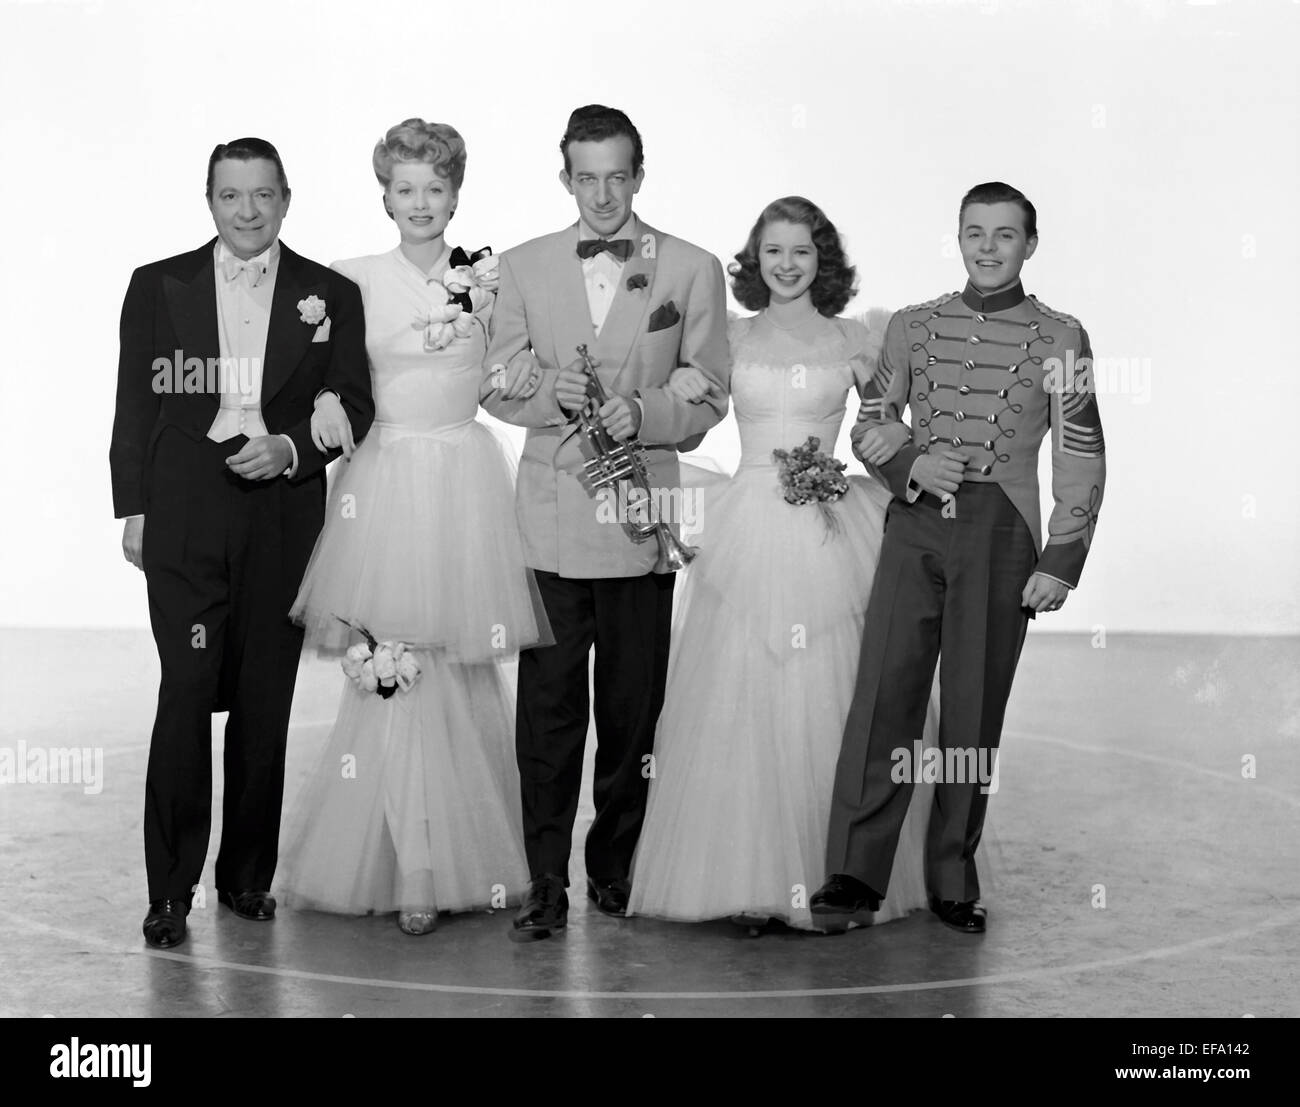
(515, 568, 675, 885)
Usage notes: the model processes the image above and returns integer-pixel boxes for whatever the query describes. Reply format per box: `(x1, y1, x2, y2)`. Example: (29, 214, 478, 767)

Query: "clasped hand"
(664, 366, 721, 405)
(853, 422, 910, 466)
(556, 355, 641, 441)
(225, 435, 293, 480)
(487, 349, 544, 400)
(911, 449, 971, 498)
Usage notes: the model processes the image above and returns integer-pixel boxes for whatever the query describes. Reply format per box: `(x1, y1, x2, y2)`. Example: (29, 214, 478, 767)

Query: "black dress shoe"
(217, 889, 276, 921)
(586, 877, 631, 917)
(810, 874, 882, 919)
(929, 896, 987, 934)
(511, 875, 568, 941)
(142, 899, 189, 949)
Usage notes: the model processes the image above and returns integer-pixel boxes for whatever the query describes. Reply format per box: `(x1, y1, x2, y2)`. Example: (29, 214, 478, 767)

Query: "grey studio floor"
(1, 628, 1297, 1019)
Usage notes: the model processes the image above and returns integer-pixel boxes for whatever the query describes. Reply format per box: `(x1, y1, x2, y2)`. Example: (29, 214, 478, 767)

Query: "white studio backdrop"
(0, 0, 1295, 634)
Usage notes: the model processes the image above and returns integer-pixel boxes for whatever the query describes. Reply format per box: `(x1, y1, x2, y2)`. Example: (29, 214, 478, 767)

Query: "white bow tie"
(221, 255, 266, 288)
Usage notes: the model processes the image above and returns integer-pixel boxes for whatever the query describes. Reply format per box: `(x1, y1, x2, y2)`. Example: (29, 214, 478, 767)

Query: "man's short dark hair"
(560, 105, 643, 176)
(206, 137, 291, 200)
(959, 181, 1036, 239)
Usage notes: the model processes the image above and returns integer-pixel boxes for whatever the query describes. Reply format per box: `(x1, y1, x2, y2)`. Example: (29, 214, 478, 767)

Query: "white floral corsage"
(335, 617, 420, 699)
(411, 247, 497, 351)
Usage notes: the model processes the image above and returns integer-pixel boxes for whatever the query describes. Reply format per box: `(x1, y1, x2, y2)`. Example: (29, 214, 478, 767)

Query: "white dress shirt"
(126, 241, 301, 523)
(578, 218, 637, 334)
(209, 239, 299, 475)
(578, 217, 645, 424)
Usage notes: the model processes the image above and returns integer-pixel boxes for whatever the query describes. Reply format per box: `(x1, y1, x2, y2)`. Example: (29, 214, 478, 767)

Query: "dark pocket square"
(647, 300, 680, 333)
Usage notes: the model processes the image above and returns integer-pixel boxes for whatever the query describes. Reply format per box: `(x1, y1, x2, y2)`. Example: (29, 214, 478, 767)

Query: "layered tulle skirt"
(280, 418, 538, 916)
(628, 467, 938, 929)
(279, 658, 529, 915)
(289, 419, 550, 660)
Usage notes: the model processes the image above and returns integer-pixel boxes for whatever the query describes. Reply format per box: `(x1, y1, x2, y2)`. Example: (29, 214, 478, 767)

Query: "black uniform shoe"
(586, 877, 631, 917)
(809, 874, 883, 918)
(142, 899, 189, 949)
(217, 889, 276, 921)
(929, 896, 987, 934)
(511, 874, 568, 941)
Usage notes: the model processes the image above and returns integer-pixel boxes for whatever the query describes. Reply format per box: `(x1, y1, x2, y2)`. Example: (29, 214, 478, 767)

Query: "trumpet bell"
(654, 529, 698, 573)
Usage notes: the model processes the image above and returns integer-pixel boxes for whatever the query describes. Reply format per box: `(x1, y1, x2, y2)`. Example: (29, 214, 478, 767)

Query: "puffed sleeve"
(844, 307, 892, 394)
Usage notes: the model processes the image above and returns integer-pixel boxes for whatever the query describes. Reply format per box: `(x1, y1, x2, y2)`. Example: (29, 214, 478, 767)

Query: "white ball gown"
(627, 310, 939, 930)
(278, 246, 546, 917)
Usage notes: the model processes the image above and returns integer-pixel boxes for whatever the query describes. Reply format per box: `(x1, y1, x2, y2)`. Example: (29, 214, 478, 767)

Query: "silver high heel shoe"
(397, 910, 438, 935)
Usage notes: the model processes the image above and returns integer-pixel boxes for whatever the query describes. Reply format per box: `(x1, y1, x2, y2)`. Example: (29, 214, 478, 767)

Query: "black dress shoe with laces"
(142, 899, 189, 949)
(586, 877, 631, 917)
(929, 896, 987, 934)
(511, 874, 568, 941)
(217, 889, 276, 921)
(809, 874, 883, 920)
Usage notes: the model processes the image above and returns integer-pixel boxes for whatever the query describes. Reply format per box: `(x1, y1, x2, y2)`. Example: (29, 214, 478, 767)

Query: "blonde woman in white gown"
(279, 120, 548, 935)
(629, 197, 939, 933)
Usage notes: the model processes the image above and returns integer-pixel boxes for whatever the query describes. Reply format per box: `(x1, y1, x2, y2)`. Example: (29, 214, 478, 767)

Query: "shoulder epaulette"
(1028, 295, 1085, 331)
(899, 290, 961, 314)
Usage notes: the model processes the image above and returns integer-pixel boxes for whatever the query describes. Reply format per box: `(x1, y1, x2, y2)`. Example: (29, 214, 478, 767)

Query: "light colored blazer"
(482, 216, 730, 578)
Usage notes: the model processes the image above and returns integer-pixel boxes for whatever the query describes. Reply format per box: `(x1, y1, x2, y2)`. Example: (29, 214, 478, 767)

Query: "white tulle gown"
(627, 310, 939, 930)
(278, 247, 546, 917)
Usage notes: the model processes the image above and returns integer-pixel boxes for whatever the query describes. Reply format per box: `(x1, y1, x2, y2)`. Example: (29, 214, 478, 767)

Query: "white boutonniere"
(298, 295, 327, 325)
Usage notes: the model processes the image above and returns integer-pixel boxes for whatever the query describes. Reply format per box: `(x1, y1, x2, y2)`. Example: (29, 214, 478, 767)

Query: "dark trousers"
(141, 430, 320, 901)
(516, 569, 675, 885)
(825, 482, 1037, 903)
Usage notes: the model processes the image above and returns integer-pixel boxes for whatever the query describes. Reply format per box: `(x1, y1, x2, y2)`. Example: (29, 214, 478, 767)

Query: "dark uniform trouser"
(825, 481, 1037, 903)
(516, 569, 675, 886)
(142, 431, 317, 902)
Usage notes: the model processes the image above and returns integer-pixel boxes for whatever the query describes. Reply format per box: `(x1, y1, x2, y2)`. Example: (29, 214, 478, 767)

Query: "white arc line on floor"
(4, 905, 1299, 1003)
(10, 722, 1298, 1003)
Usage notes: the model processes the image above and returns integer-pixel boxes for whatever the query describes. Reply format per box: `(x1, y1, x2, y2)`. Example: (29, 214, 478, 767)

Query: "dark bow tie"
(577, 238, 634, 262)
(445, 245, 492, 312)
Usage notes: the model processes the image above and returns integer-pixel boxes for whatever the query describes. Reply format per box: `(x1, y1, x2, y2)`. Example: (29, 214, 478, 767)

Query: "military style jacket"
(854, 281, 1105, 587)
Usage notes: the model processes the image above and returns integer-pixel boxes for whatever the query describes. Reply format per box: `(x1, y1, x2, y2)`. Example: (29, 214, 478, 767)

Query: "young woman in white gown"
(278, 119, 549, 934)
(628, 197, 940, 933)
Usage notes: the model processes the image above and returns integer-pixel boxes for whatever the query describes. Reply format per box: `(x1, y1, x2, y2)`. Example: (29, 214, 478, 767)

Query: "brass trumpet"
(573, 344, 697, 573)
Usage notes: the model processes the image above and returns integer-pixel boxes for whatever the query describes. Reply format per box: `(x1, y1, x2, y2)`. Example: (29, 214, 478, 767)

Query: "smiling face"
(561, 136, 643, 237)
(385, 161, 456, 245)
(207, 158, 289, 260)
(759, 219, 818, 305)
(959, 200, 1038, 292)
